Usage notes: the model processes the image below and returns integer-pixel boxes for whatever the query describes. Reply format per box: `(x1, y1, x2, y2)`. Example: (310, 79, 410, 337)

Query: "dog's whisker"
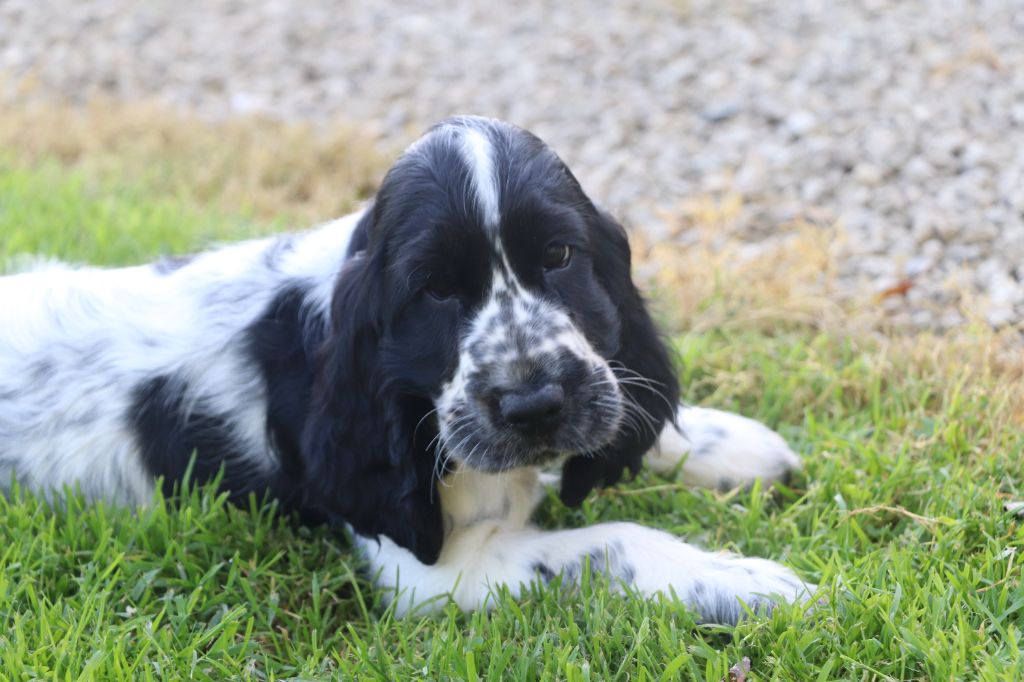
(413, 406, 440, 442)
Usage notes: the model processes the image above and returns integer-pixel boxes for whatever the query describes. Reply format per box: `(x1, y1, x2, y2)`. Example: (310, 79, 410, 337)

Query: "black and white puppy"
(0, 116, 809, 623)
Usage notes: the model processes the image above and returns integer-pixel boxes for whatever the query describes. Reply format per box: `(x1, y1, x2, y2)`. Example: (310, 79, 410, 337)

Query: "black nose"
(499, 384, 565, 433)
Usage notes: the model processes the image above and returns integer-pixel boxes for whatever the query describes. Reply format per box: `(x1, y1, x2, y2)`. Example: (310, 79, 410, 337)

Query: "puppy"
(0, 116, 809, 622)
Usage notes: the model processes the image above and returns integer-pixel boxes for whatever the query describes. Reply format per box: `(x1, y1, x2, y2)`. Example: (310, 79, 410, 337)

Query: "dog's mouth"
(436, 384, 623, 473)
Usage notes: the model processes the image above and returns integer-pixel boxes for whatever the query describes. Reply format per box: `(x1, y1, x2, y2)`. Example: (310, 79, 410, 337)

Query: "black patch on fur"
(695, 425, 728, 457)
(263, 235, 296, 270)
(688, 582, 767, 626)
(533, 562, 557, 584)
(244, 284, 325, 517)
(559, 542, 635, 587)
(154, 254, 195, 275)
(706, 425, 727, 439)
(695, 443, 716, 457)
(130, 284, 326, 525)
(130, 374, 280, 506)
(30, 359, 54, 382)
(618, 558, 636, 585)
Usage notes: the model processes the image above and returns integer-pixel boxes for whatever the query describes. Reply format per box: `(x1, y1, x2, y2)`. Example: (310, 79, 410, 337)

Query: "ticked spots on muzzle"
(435, 258, 624, 473)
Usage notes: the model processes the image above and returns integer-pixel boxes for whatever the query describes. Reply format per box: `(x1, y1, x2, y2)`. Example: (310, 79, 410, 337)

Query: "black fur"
(131, 374, 282, 505)
(299, 214, 446, 564)
(558, 211, 680, 507)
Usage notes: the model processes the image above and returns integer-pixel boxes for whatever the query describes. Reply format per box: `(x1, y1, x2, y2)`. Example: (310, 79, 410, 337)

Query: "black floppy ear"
(560, 209, 680, 506)
(300, 212, 444, 564)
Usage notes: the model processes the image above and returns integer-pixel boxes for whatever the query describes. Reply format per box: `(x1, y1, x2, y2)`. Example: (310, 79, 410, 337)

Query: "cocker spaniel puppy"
(0, 116, 810, 623)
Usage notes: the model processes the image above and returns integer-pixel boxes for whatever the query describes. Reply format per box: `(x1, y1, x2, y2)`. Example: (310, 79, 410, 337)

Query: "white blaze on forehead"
(454, 124, 532, 303)
(459, 127, 501, 233)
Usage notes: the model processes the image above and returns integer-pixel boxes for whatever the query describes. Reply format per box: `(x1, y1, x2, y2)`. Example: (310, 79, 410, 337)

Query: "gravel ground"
(2, 0, 1022, 329)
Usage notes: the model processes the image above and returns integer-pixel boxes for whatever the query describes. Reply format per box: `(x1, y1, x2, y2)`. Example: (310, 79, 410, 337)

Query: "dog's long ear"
(301, 212, 444, 564)
(560, 209, 680, 507)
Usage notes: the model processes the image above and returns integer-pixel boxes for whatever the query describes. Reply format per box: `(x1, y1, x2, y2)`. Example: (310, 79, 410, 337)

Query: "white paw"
(646, 405, 802, 490)
(606, 524, 816, 625)
(685, 554, 817, 624)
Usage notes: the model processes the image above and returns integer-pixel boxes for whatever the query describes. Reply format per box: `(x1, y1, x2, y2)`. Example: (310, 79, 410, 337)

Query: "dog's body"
(0, 217, 357, 511)
(0, 117, 810, 622)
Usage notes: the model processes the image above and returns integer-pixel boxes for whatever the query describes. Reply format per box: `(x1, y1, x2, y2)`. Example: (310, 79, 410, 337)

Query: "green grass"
(0, 159, 284, 267)
(1, 154, 1023, 680)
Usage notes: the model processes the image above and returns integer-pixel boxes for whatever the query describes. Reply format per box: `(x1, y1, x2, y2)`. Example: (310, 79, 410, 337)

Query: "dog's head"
(303, 117, 678, 563)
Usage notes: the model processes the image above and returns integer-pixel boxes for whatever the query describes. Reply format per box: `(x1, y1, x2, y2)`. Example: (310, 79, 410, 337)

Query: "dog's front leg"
(354, 467, 814, 623)
(647, 405, 803, 490)
(357, 520, 813, 624)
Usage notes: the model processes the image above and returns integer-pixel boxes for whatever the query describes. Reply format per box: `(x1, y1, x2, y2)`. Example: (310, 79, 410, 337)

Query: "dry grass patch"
(0, 94, 388, 224)
(634, 195, 1024, 431)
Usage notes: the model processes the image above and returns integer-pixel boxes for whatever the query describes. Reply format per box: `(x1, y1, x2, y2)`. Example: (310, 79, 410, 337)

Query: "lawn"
(0, 101, 1022, 680)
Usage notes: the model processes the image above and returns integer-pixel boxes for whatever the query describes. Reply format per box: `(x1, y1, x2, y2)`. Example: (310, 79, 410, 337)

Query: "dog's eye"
(542, 243, 571, 270)
(426, 275, 456, 301)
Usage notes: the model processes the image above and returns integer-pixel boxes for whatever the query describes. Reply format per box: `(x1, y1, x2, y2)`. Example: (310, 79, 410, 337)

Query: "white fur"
(648, 406, 803, 489)
(460, 126, 501, 232)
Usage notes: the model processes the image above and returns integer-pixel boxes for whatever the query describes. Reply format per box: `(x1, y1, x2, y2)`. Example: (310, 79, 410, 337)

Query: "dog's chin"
(455, 449, 557, 474)
(463, 448, 565, 473)
(452, 428, 618, 473)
